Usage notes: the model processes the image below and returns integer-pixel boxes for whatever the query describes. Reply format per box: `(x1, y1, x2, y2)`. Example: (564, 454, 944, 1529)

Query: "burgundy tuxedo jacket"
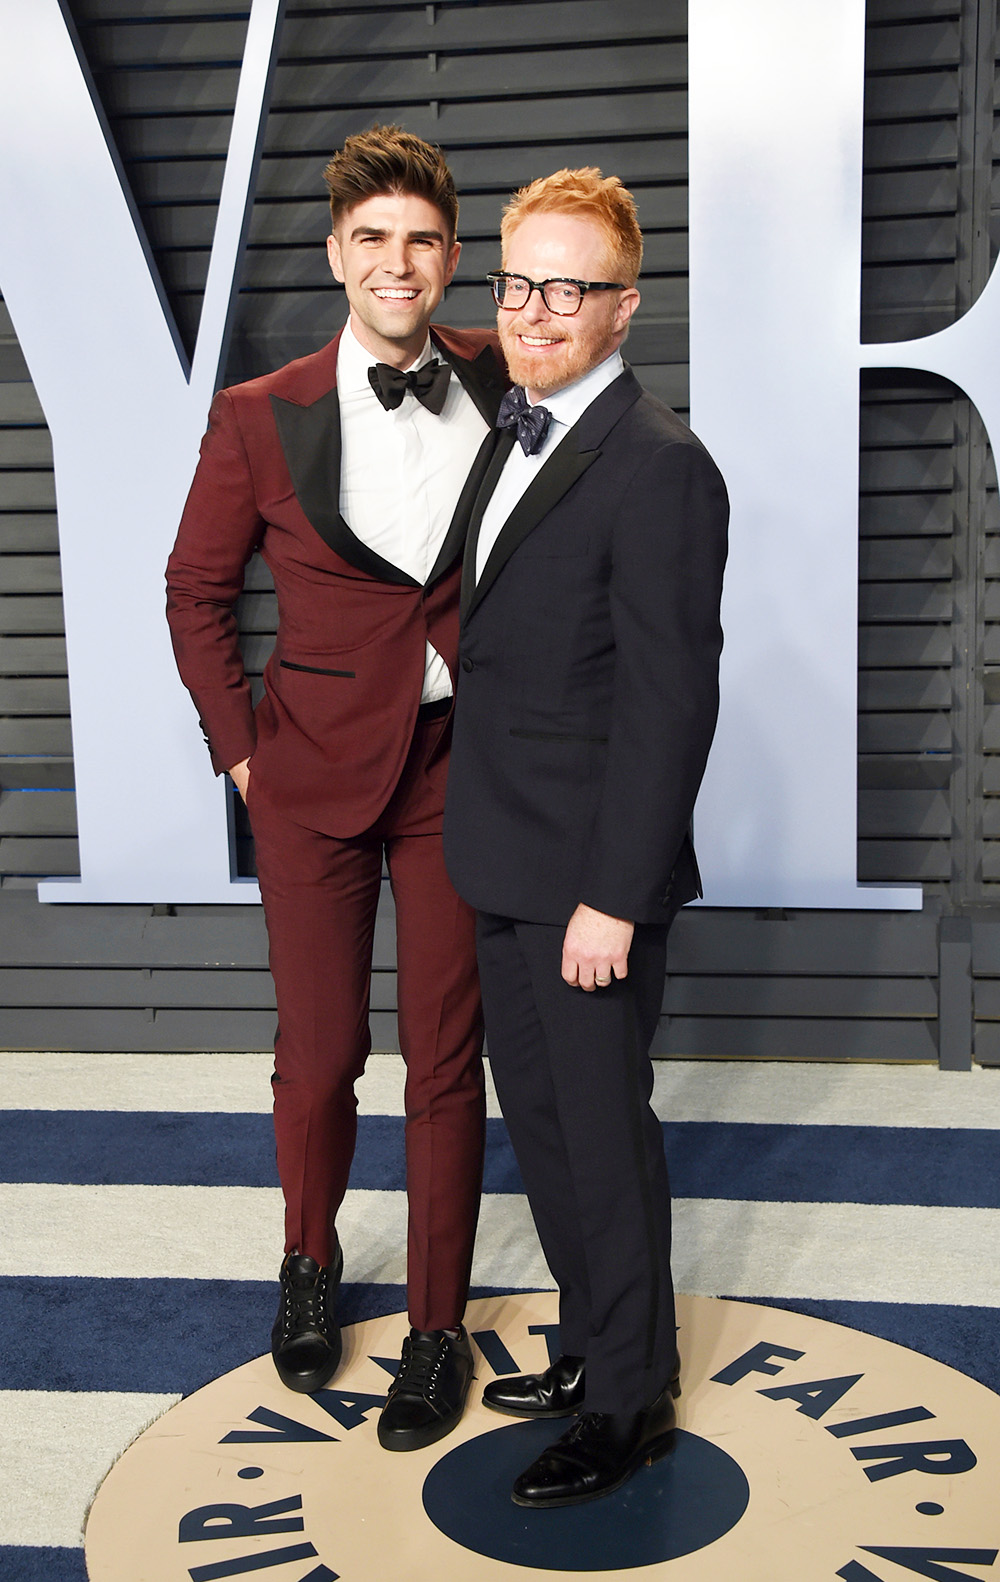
(166, 324, 506, 837)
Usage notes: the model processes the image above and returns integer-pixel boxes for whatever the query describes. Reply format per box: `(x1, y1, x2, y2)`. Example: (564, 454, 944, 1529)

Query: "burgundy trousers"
(248, 714, 485, 1331)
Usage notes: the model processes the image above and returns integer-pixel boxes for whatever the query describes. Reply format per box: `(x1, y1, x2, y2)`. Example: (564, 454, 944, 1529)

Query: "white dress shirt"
(475, 350, 625, 583)
(337, 319, 490, 702)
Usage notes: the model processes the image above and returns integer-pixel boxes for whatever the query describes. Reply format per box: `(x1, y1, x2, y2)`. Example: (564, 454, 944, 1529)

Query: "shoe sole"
(510, 1429, 676, 1509)
(272, 1335, 343, 1394)
(377, 1408, 463, 1453)
(482, 1397, 579, 1420)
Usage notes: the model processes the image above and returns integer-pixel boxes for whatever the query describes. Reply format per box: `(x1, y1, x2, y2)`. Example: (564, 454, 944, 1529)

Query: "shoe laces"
(392, 1333, 445, 1399)
(280, 1265, 328, 1338)
(563, 1412, 609, 1446)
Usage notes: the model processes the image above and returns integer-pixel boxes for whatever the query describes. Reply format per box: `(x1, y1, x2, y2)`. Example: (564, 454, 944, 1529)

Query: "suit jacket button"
(461, 657, 474, 672)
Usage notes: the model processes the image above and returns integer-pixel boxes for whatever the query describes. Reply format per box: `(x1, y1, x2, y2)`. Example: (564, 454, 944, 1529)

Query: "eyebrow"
(348, 226, 446, 244)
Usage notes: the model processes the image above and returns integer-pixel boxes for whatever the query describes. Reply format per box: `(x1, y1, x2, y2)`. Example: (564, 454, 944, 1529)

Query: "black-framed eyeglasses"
(487, 272, 626, 317)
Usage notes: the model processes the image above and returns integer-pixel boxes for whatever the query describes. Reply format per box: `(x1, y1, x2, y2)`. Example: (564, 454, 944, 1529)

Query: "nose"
(383, 238, 412, 276)
(520, 284, 550, 323)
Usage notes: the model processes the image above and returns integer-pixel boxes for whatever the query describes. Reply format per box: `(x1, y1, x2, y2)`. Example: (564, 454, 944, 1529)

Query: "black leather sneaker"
(377, 1326, 474, 1452)
(270, 1241, 343, 1393)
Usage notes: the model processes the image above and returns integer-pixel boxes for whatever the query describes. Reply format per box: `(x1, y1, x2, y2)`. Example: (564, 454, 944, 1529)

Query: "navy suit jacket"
(443, 366, 729, 928)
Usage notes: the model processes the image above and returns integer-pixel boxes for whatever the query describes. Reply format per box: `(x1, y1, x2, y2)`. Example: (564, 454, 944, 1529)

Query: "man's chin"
(363, 303, 434, 348)
(504, 350, 570, 397)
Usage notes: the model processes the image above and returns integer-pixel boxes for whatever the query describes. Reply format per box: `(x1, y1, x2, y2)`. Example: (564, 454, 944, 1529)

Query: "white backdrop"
(0, 0, 997, 906)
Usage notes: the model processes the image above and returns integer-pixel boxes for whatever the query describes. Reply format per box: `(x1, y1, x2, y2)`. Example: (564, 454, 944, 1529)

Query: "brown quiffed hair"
(501, 167, 642, 286)
(323, 124, 459, 239)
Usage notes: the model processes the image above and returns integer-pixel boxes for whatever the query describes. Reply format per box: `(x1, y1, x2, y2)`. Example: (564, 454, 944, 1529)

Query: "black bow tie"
(368, 358, 451, 415)
(497, 385, 552, 456)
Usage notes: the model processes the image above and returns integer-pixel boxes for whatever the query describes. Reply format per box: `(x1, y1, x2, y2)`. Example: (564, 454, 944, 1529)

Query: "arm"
(165, 389, 265, 776)
(578, 438, 729, 927)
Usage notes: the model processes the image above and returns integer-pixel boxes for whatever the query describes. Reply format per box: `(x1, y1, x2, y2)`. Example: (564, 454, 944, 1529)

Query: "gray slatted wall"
(0, 0, 998, 1062)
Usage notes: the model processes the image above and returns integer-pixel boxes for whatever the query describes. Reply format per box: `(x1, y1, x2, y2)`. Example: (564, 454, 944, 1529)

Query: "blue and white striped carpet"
(2, 1050, 999, 1580)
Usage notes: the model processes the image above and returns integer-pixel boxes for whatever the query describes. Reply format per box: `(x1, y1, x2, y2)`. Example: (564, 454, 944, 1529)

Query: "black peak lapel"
(435, 337, 508, 427)
(461, 428, 516, 617)
(573, 365, 644, 448)
(269, 388, 420, 587)
(465, 434, 598, 620)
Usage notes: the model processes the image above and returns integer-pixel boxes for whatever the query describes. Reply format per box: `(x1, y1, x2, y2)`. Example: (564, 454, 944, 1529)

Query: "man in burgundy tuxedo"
(166, 126, 506, 1452)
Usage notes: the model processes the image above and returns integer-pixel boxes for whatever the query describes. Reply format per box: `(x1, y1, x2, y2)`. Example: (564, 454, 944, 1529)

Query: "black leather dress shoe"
(484, 1353, 682, 1419)
(377, 1327, 474, 1452)
(270, 1242, 343, 1393)
(483, 1353, 586, 1418)
(511, 1382, 677, 1508)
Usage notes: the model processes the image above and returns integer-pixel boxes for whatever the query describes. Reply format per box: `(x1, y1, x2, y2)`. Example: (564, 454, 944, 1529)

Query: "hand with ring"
(560, 903, 634, 991)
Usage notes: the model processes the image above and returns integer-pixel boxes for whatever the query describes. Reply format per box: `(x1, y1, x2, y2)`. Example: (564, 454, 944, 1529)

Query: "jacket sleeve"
(579, 438, 729, 921)
(165, 388, 265, 775)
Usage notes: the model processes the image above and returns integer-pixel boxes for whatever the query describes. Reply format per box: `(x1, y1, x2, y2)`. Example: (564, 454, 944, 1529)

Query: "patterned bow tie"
(368, 358, 451, 415)
(497, 385, 553, 456)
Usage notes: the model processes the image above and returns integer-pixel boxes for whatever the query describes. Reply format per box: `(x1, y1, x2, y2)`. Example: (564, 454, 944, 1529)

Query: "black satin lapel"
(427, 427, 499, 588)
(465, 437, 599, 620)
(269, 390, 419, 587)
(437, 341, 507, 426)
(461, 429, 516, 617)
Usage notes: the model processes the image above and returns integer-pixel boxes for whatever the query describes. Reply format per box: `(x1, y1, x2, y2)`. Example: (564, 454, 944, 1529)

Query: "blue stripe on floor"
(732, 1295, 1000, 1398)
(0, 1278, 520, 1395)
(4, 1112, 1000, 1208)
(0, 1547, 87, 1581)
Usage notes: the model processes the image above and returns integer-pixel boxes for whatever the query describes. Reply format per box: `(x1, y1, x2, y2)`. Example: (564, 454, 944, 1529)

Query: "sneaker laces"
(392, 1334, 445, 1399)
(281, 1266, 328, 1337)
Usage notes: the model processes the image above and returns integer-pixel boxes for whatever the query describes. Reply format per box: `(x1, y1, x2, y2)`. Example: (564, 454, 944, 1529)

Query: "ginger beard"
(498, 294, 622, 400)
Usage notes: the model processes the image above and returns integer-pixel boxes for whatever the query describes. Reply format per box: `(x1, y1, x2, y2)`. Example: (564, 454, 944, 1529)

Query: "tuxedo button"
(461, 657, 474, 673)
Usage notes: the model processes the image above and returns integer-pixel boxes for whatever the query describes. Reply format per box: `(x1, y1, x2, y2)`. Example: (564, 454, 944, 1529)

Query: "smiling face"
(497, 211, 640, 402)
(327, 192, 461, 368)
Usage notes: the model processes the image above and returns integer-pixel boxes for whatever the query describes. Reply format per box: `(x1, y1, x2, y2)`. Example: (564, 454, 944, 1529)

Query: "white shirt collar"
(531, 349, 624, 428)
(337, 317, 435, 395)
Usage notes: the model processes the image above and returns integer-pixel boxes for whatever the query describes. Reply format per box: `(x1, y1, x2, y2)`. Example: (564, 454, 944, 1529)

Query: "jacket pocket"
(280, 660, 356, 678)
(509, 728, 608, 744)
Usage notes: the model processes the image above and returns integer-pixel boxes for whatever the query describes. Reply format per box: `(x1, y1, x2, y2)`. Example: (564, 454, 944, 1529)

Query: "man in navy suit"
(444, 168, 729, 1506)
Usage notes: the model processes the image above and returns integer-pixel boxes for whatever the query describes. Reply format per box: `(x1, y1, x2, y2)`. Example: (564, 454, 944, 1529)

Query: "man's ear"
(444, 237, 462, 289)
(327, 231, 345, 284)
(613, 286, 641, 335)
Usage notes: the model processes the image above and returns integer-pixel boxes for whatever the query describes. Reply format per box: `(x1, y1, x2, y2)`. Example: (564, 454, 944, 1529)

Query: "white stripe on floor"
(3, 1051, 999, 1128)
(651, 1059, 1000, 1129)
(0, 1389, 178, 1548)
(672, 1196, 1000, 1306)
(3, 1183, 999, 1307)
(0, 1183, 548, 1289)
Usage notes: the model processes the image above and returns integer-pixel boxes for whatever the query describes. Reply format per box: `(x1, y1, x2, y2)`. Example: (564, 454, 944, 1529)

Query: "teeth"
(374, 289, 418, 299)
(520, 335, 560, 347)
